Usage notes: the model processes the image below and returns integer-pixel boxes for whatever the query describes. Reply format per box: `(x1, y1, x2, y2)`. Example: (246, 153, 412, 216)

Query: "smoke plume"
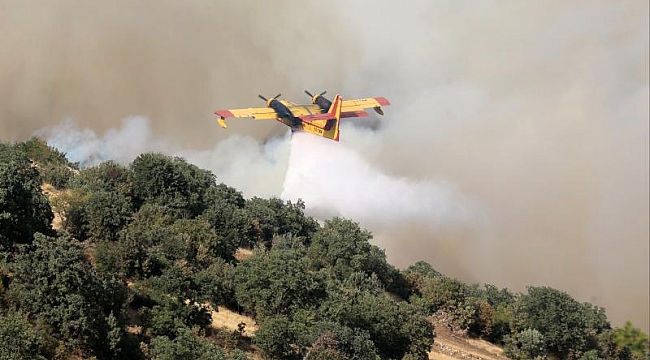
(1, 0, 648, 330)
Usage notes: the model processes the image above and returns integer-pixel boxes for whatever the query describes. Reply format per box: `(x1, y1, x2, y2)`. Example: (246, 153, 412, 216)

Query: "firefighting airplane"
(214, 90, 390, 141)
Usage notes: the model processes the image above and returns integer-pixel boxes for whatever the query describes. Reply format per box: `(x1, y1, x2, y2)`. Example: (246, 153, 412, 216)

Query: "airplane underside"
(279, 117, 339, 140)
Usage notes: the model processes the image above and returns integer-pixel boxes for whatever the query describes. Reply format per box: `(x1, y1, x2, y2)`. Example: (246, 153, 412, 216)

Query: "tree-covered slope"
(0, 138, 647, 360)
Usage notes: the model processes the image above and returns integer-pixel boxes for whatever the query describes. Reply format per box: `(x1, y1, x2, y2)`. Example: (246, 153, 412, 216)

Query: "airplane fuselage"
(266, 98, 338, 138)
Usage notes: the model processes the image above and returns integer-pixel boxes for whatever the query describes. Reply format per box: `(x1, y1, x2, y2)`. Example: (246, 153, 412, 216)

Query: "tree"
(0, 148, 53, 250)
(11, 137, 76, 190)
(510, 286, 610, 358)
(322, 284, 433, 359)
(169, 218, 237, 266)
(102, 203, 176, 278)
(0, 312, 44, 360)
(245, 198, 319, 247)
(11, 137, 71, 168)
(304, 323, 379, 360)
(233, 245, 326, 318)
(69, 160, 132, 196)
(253, 315, 300, 360)
(504, 328, 547, 360)
(200, 183, 254, 249)
(134, 265, 212, 338)
(146, 327, 227, 360)
(193, 258, 236, 307)
(308, 217, 395, 288)
(614, 322, 650, 360)
(8, 234, 127, 356)
(83, 190, 133, 241)
(130, 153, 215, 217)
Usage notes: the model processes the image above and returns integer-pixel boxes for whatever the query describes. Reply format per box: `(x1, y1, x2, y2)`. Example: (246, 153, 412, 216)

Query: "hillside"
(1, 139, 648, 360)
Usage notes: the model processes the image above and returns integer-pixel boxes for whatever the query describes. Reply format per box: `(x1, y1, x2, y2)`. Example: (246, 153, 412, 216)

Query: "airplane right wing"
(341, 97, 390, 115)
(213, 107, 278, 128)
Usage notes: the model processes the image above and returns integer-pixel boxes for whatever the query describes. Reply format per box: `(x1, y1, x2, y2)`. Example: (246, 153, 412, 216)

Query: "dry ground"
(210, 306, 258, 337)
(41, 183, 64, 230)
(429, 319, 507, 360)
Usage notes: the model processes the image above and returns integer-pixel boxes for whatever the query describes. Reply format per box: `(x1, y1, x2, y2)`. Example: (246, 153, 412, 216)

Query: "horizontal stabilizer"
(341, 110, 369, 118)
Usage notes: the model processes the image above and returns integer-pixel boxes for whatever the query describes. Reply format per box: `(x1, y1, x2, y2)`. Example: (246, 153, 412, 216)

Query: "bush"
(504, 328, 547, 360)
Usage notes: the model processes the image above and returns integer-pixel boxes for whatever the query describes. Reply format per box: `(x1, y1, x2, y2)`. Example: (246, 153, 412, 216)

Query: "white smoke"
(35, 116, 163, 167)
(282, 130, 481, 233)
(36, 117, 291, 197)
(177, 133, 291, 198)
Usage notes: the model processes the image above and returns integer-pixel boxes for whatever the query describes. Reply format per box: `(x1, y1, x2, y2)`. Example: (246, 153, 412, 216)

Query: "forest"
(1, 137, 648, 360)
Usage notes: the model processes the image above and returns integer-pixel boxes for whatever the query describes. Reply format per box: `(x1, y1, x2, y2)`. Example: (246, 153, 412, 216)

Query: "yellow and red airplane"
(214, 90, 390, 141)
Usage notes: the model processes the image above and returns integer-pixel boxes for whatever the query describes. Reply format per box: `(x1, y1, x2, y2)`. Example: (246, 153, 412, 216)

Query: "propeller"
(305, 90, 326, 98)
(259, 93, 281, 105)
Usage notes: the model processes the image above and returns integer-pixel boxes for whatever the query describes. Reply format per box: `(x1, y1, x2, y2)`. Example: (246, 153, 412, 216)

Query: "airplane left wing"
(214, 107, 278, 128)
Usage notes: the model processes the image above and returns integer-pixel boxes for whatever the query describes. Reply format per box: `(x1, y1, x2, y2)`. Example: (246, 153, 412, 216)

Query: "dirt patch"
(234, 248, 253, 261)
(429, 319, 508, 360)
(41, 183, 65, 230)
(210, 306, 258, 337)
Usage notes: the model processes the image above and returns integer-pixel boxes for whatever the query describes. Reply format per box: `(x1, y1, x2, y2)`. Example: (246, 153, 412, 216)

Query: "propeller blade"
(305, 90, 313, 97)
(258, 94, 268, 101)
(274, 93, 281, 99)
(319, 91, 327, 96)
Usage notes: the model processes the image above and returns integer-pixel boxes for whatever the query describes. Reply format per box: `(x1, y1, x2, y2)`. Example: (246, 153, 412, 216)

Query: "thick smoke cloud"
(1, 1, 648, 330)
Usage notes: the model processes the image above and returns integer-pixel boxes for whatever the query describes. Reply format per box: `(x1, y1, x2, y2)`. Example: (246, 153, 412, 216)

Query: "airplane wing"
(214, 107, 277, 128)
(341, 97, 390, 115)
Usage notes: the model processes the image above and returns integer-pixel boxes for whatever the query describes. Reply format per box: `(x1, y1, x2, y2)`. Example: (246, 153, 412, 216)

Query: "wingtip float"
(213, 90, 389, 142)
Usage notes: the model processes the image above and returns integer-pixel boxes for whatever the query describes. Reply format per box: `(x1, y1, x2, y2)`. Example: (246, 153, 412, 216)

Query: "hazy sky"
(1, 0, 648, 330)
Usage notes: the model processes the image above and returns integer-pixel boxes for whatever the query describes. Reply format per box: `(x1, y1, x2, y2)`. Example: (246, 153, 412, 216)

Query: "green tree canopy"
(504, 328, 547, 360)
(511, 286, 610, 358)
(146, 328, 227, 360)
(8, 234, 126, 356)
(614, 322, 650, 360)
(0, 148, 53, 250)
(233, 244, 327, 318)
(308, 217, 396, 288)
(200, 185, 254, 250)
(83, 190, 133, 241)
(0, 311, 44, 360)
(245, 198, 319, 247)
(130, 153, 215, 217)
(70, 160, 132, 196)
(321, 280, 433, 359)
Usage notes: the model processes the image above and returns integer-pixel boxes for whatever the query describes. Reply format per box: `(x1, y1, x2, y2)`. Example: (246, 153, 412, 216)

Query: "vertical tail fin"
(328, 94, 342, 121)
(326, 94, 342, 141)
(298, 94, 343, 141)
